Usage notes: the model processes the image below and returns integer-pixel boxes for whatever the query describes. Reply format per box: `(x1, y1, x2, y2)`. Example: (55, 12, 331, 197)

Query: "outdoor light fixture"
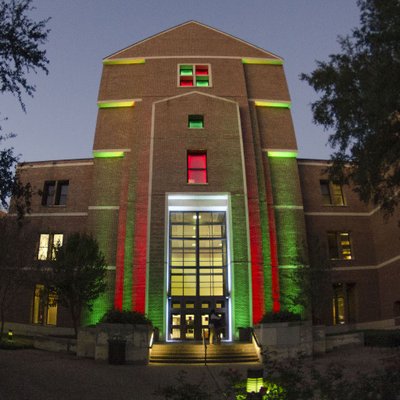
(267, 150, 298, 158)
(254, 100, 291, 109)
(97, 100, 135, 108)
(93, 151, 125, 158)
(246, 369, 264, 394)
(8, 330, 13, 341)
(242, 58, 283, 65)
(102, 58, 145, 65)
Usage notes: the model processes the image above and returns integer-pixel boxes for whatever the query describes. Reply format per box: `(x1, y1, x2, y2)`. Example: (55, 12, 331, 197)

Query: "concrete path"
(0, 349, 259, 400)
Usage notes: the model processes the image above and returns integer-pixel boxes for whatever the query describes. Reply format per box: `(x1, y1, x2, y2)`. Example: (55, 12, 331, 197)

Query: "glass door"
(168, 211, 228, 340)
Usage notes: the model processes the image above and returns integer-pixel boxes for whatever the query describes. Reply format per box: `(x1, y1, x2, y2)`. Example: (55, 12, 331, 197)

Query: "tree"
(0, 215, 37, 337)
(301, 0, 400, 214)
(44, 233, 107, 337)
(278, 239, 332, 324)
(0, 0, 49, 210)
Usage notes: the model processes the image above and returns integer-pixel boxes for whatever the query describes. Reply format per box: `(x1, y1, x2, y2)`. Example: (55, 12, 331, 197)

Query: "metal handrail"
(202, 329, 208, 366)
(251, 328, 262, 349)
(148, 328, 156, 349)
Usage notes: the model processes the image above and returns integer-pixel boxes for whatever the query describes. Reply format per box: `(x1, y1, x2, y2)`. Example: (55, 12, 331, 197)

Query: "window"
(32, 284, 57, 325)
(56, 181, 69, 205)
(188, 115, 204, 129)
(42, 180, 69, 206)
(332, 283, 356, 325)
(320, 180, 345, 206)
(187, 152, 207, 184)
(37, 233, 64, 260)
(327, 232, 353, 260)
(42, 181, 56, 205)
(179, 64, 210, 87)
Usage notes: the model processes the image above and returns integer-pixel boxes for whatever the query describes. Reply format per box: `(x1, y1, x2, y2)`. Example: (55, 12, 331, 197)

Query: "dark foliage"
(43, 233, 107, 337)
(0, 0, 50, 109)
(260, 311, 302, 324)
(0, 0, 49, 211)
(0, 217, 37, 336)
(100, 309, 151, 325)
(363, 329, 400, 347)
(154, 370, 211, 400)
(301, 0, 400, 214)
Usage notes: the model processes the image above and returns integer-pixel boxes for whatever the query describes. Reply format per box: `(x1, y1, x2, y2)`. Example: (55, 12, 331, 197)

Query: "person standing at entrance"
(209, 309, 220, 345)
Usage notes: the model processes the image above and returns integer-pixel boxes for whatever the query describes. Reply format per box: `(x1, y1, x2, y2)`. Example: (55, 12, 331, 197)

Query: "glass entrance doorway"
(168, 211, 229, 341)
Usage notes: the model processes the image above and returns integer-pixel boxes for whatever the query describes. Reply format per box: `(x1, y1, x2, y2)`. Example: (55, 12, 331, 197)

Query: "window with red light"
(179, 64, 210, 87)
(187, 152, 207, 184)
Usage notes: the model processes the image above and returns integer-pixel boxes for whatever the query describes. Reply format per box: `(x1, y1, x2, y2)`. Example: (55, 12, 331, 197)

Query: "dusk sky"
(3, 0, 361, 163)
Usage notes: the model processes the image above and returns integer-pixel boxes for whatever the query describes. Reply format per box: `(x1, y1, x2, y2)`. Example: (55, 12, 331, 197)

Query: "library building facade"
(7, 22, 400, 340)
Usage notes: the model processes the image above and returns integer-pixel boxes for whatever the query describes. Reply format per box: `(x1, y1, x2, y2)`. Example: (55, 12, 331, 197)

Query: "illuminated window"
(179, 64, 210, 87)
(320, 180, 345, 206)
(42, 180, 69, 206)
(37, 233, 64, 260)
(327, 232, 353, 260)
(32, 284, 58, 326)
(332, 283, 356, 325)
(187, 152, 207, 184)
(188, 115, 204, 129)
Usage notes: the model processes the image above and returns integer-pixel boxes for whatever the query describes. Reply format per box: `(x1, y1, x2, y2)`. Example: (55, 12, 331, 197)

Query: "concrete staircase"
(149, 342, 260, 364)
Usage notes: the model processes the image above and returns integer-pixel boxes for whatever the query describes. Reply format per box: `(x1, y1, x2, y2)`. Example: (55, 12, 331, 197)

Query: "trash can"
(238, 327, 252, 342)
(108, 338, 126, 365)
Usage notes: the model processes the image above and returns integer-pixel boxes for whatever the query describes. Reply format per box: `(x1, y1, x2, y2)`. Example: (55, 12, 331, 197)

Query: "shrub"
(363, 329, 400, 347)
(260, 311, 302, 323)
(100, 309, 152, 325)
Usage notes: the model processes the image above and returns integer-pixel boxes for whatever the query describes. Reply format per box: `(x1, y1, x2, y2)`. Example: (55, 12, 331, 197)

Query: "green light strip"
(93, 151, 125, 158)
(267, 150, 298, 158)
(103, 58, 145, 65)
(97, 100, 135, 108)
(242, 58, 283, 65)
(255, 100, 291, 108)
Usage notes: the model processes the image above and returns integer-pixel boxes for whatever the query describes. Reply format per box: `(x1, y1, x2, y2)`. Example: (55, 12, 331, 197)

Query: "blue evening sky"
(2, 0, 360, 162)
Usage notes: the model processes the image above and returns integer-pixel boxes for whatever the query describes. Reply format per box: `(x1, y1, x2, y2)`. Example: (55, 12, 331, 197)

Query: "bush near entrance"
(100, 309, 152, 325)
(260, 311, 302, 323)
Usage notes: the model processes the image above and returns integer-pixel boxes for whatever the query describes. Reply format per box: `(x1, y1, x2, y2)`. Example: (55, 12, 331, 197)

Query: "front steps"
(149, 342, 260, 364)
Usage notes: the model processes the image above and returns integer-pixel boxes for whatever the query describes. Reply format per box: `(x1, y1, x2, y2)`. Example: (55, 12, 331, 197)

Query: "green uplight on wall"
(267, 150, 298, 158)
(242, 58, 284, 65)
(97, 100, 135, 108)
(103, 58, 145, 65)
(93, 151, 125, 158)
(254, 100, 291, 109)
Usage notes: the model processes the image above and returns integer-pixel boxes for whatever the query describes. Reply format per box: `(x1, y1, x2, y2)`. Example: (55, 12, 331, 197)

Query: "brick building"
(6, 22, 400, 340)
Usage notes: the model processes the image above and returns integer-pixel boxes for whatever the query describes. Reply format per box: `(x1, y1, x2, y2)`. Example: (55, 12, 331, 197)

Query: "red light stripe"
(114, 161, 130, 310)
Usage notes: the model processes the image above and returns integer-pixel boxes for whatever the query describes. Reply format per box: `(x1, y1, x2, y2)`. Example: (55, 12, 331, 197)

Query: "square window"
(55, 181, 69, 205)
(37, 233, 64, 260)
(179, 64, 211, 87)
(42, 180, 69, 206)
(188, 115, 204, 129)
(42, 181, 56, 206)
(327, 232, 353, 260)
(187, 152, 207, 184)
(320, 180, 345, 206)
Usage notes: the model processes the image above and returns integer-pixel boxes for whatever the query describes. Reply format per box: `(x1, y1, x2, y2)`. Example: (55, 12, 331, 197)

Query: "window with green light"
(179, 64, 210, 87)
(188, 115, 204, 129)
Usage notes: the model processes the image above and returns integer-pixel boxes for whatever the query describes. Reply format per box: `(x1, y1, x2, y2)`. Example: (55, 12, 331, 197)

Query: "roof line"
(104, 20, 283, 60)
(153, 90, 237, 105)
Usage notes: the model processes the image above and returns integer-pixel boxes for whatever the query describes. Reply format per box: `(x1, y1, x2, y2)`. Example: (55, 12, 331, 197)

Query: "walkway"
(0, 349, 257, 400)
